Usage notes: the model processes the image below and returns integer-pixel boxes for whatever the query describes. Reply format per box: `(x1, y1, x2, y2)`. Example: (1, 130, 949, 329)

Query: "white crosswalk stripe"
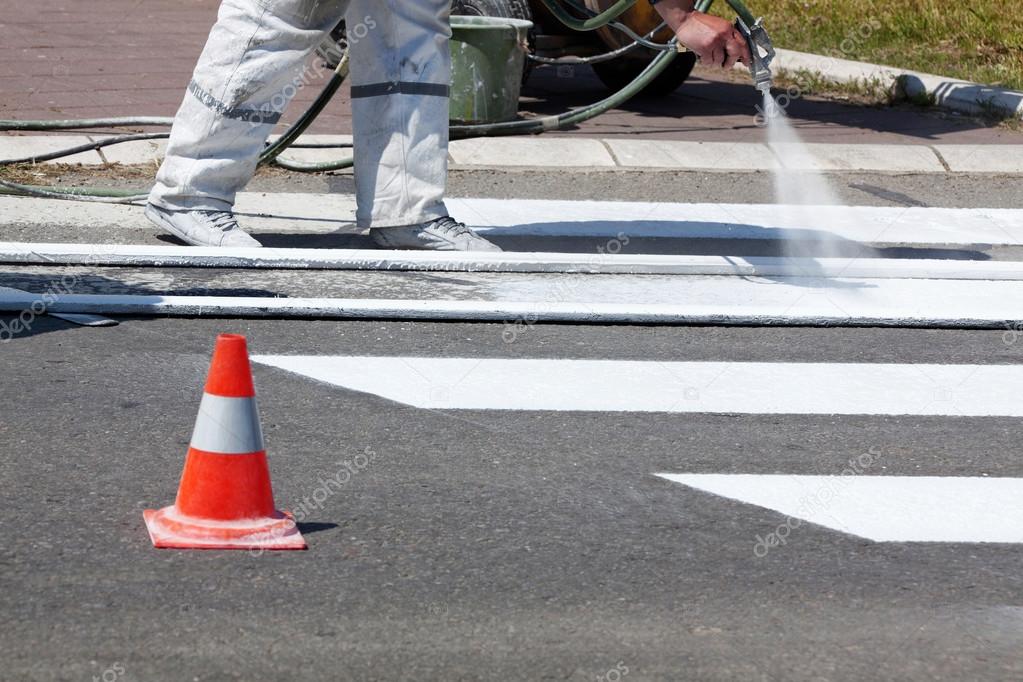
(251, 356, 1023, 417)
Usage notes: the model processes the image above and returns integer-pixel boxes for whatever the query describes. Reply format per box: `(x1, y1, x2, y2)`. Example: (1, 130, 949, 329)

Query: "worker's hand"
(674, 12, 750, 68)
(652, 1, 751, 69)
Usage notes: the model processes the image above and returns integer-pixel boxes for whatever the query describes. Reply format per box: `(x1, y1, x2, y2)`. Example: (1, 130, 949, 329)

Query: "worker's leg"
(346, 0, 451, 228)
(149, 0, 346, 212)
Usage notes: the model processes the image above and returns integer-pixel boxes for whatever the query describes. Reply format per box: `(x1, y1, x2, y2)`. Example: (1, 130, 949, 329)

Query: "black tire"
(591, 51, 698, 96)
(451, 0, 535, 83)
(316, 21, 348, 69)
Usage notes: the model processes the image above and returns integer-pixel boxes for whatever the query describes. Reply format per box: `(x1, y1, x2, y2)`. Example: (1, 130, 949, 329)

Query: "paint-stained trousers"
(149, 0, 451, 228)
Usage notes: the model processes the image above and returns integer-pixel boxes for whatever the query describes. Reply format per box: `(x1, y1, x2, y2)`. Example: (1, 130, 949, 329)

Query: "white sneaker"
(369, 216, 502, 252)
(144, 204, 262, 248)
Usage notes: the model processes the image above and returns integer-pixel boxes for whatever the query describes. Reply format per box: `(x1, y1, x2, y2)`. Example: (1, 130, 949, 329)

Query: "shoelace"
(203, 210, 239, 233)
(430, 216, 473, 237)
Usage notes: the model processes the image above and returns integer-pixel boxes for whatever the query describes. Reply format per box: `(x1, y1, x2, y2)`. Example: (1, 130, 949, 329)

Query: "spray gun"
(734, 14, 776, 95)
(707, 0, 774, 95)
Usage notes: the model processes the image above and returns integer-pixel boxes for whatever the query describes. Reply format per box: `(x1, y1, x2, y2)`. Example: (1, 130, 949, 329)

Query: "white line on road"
(3, 193, 1022, 246)
(655, 474, 1023, 543)
(251, 357, 1023, 416)
(1, 269, 1022, 327)
(5, 242, 1023, 280)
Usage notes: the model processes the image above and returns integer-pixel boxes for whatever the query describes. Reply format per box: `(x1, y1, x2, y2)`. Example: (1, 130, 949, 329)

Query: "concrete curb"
(3, 133, 1023, 174)
(770, 48, 1023, 121)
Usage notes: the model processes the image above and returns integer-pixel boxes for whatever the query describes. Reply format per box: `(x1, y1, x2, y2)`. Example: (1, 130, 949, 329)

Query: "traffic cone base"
(144, 333, 307, 551)
(143, 506, 306, 550)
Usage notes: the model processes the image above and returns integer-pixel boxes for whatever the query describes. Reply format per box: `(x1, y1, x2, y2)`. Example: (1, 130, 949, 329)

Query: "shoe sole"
(369, 229, 501, 252)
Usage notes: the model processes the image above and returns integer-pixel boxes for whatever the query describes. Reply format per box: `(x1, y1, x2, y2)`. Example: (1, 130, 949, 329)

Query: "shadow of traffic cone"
(143, 334, 306, 550)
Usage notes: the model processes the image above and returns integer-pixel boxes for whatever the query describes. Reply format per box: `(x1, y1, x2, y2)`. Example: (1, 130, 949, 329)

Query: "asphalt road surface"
(3, 165, 1023, 680)
(3, 316, 1023, 681)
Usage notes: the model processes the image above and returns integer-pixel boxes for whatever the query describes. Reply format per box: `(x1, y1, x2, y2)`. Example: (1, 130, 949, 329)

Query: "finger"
(729, 31, 752, 64)
(722, 43, 746, 69)
(709, 47, 725, 68)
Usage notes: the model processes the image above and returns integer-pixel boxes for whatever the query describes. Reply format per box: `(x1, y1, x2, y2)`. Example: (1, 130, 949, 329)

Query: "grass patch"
(772, 67, 895, 104)
(722, 0, 1023, 90)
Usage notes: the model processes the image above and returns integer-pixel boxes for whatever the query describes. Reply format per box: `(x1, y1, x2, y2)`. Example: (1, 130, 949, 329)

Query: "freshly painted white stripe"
(454, 199, 1023, 245)
(655, 474, 1023, 543)
(2, 194, 1021, 247)
(0, 272, 1021, 327)
(251, 357, 1023, 416)
(4, 242, 1023, 280)
(189, 393, 264, 454)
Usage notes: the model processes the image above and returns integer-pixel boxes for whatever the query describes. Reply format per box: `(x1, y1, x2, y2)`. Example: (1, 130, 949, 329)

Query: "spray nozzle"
(735, 15, 775, 95)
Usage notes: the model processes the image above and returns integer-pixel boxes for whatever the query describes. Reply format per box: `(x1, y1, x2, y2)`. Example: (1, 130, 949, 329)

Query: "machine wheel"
(451, 0, 535, 83)
(591, 51, 698, 96)
(316, 21, 348, 69)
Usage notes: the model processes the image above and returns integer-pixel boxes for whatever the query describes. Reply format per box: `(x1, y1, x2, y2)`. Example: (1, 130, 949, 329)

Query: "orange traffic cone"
(143, 334, 306, 550)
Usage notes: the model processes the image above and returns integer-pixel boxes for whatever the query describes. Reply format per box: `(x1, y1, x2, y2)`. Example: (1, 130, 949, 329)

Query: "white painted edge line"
(767, 48, 1023, 120)
(0, 292, 1016, 327)
(2, 242, 1022, 281)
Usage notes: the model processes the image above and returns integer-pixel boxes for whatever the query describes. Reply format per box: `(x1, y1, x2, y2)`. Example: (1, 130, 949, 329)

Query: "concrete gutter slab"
(770, 143, 946, 172)
(448, 137, 616, 167)
(604, 139, 779, 170)
(933, 145, 1023, 173)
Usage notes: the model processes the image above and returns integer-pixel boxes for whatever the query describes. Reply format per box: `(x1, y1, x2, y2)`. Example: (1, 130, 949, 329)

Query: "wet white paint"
(2, 194, 1021, 246)
(4, 242, 1023, 280)
(0, 272, 1021, 326)
(655, 474, 1023, 543)
(250, 356, 1023, 416)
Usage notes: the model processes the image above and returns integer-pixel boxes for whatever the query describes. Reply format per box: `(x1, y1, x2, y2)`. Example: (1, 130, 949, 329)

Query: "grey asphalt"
(4, 150, 1023, 680)
(3, 317, 1023, 681)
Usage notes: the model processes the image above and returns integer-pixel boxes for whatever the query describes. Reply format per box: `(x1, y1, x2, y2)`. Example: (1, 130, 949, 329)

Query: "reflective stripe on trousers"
(149, 0, 451, 228)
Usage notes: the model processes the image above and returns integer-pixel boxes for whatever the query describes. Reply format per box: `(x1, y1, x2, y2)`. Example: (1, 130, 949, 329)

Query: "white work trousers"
(149, 0, 451, 228)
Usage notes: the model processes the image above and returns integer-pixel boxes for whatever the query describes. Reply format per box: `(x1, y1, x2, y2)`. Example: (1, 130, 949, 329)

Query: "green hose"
(533, 0, 637, 32)
(0, 116, 174, 131)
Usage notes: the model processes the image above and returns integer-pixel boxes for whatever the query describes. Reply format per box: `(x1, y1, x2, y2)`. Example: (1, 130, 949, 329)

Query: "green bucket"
(449, 15, 532, 125)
